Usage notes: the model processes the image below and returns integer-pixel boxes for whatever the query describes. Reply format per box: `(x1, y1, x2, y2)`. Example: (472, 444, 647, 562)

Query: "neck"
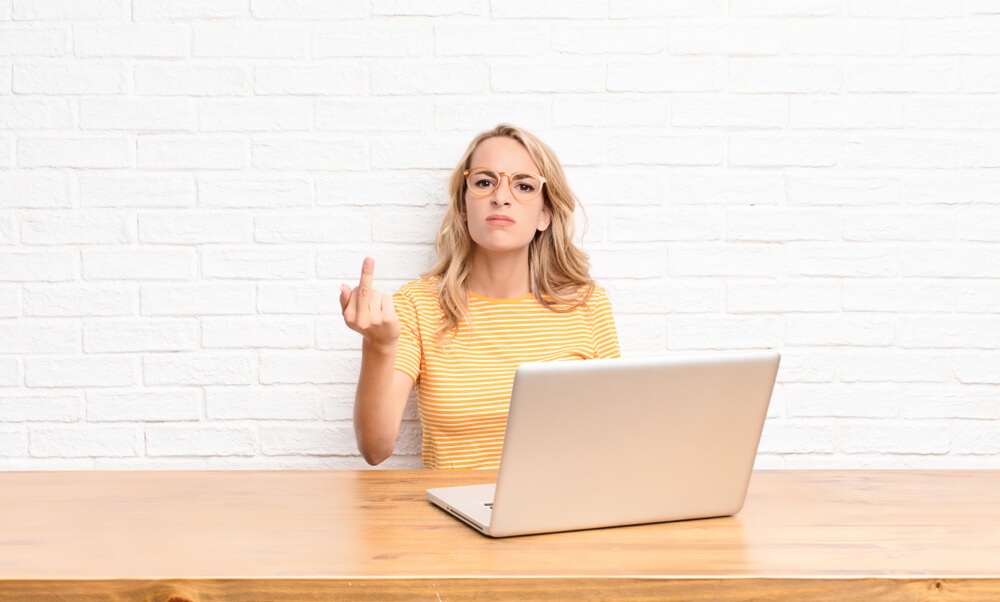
(466, 247, 532, 299)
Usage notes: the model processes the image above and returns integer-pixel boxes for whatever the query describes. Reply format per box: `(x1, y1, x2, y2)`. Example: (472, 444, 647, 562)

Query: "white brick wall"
(1, 3, 998, 470)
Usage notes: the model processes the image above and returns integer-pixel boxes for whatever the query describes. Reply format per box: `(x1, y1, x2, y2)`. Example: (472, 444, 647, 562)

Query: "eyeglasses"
(463, 167, 546, 202)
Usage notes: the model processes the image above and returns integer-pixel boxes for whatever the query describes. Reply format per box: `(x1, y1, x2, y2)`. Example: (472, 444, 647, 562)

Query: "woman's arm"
(341, 257, 414, 465)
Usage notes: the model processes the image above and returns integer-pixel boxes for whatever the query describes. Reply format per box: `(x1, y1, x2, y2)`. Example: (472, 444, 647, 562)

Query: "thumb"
(339, 284, 352, 311)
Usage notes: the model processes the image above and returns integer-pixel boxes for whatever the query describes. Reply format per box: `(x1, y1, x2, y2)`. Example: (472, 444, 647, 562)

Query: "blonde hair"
(423, 124, 595, 339)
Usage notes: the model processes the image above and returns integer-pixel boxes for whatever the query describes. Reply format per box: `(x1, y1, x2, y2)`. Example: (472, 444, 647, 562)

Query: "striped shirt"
(392, 278, 621, 469)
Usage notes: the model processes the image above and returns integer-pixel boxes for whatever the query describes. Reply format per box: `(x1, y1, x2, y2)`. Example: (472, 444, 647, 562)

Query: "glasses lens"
(509, 173, 542, 201)
(466, 169, 498, 197)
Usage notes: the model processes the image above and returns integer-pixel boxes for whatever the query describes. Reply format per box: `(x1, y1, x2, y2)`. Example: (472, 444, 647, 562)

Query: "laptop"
(426, 350, 780, 538)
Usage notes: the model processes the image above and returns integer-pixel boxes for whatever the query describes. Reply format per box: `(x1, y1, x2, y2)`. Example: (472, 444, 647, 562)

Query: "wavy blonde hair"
(423, 124, 595, 340)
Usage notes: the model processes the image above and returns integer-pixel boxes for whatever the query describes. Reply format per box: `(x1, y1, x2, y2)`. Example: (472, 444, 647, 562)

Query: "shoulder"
(395, 277, 438, 300)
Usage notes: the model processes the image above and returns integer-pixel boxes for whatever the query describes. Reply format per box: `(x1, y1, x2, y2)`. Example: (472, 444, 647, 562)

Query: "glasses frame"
(463, 167, 547, 202)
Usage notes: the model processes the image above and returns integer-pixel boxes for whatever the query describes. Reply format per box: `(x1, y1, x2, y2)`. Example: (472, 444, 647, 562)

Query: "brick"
(261, 424, 358, 456)
(258, 283, 339, 315)
(13, 0, 126, 20)
(202, 247, 313, 279)
(905, 19, 1000, 55)
(758, 420, 836, 454)
(898, 316, 1000, 349)
(24, 283, 135, 317)
(838, 422, 950, 454)
(81, 174, 196, 208)
(587, 246, 667, 280)
(849, 59, 961, 93)
(321, 384, 368, 420)
(670, 19, 783, 55)
(608, 59, 723, 92)
(252, 137, 366, 171)
(145, 425, 255, 456)
(252, 0, 367, 19)
(371, 207, 442, 244)
(202, 316, 314, 349)
(667, 169, 783, 206)
(315, 23, 432, 57)
(435, 22, 546, 57)
(565, 167, 663, 207)
(786, 314, 896, 347)
(0, 209, 11, 243)
(666, 315, 782, 350)
(198, 176, 312, 208)
(0, 26, 66, 56)
(789, 19, 903, 55)
(552, 25, 663, 55)
(727, 280, 841, 313)
(958, 209, 1000, 241)
(135, 62, 249, 96)
(193, 23, 308, 58)
(436, 97, 547, 131)
(0, 286, 18, 317)
(903, 247, 1000, 278)
(317, 98, 434, 132)
(0, 319, 79, 353)
(902, 385, 1000, 419)
(844, 280, 953, 313)
(206, 385, 323, 420)
(82, 248, 197, 280)
(962, 58, 1000, 93)
(21, 211, 135, 245)
(0, 357, 22, 386)
(373, 0, 481, 16)
(529, 130, 605, 167)
(315, 172, 440, 209)
(140, 283, 256, 316)
(552, 96, 667, 128)
(143, 353, 255, 386)
(0, 428, 28, 456)
(316, 318, 362, 351)
(906, 97, 1000, 130)
(315, 245, 441, 281)
(669, 243, 781, 277)
(731, 0, 840, 16)
(849, 0, 963, 17)
(370, 133, 467, 170)
(74, 25, 188, 58)
(254, 64, 365, 95)
(609, 135, 724, 166)
(25, 356, 140, 387)
(968, 0, 1000, 14)
(372, 60, 487, 95)
(493, 0, 605, 18)
(0, 99, 73, 130)
(729, 59, 842, 93)
(87, 388, 202, 422)
(198, 98, 310, 132)
(13, 60, 127, 94)
(0, 251, 78, 281)
(784, 384, 901, 418)
(260, 351, 359, 384)
(730, 134, 840, 167)
(31, 426, 140, 459)
(255, 211, 370, 244)
(0, 62, 11, 94)
(727, 208, 841, 242)
(139, 212, 253, 244)
(608, 278, 724, 314)
(843, 209, 958, 242)
(957, 282, 1000, 313)
(133, 0, 249, 20)
(18, 136, 133, 168)
(790, 95, 904, 129)
(842, 351, 952, 383)
(787, 172, 901, 206)
(962, 136, 1000, 168)
(84, 318, 199, 353)
(609, 208, 722, 242)
(673, 95, 785, 128)
(80, 98, 196, 131)
(610, 0, 723, 17)
(788, 244, 898, 277)
(952, 421, 1000, 455)
(138, 136, 247, 170)
(954, 352, 1000, 384)
(613, 314, 666, 354)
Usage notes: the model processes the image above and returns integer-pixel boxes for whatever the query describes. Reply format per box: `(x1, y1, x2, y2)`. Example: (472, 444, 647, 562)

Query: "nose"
(491, 174, 512, 206)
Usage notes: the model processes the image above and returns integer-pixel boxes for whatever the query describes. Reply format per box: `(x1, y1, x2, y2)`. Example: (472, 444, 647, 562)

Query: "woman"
(340, 124, 620, 468)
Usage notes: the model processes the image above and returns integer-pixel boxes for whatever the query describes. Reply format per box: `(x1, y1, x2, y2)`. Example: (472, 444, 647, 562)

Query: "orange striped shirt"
(392, 278, 621, 469)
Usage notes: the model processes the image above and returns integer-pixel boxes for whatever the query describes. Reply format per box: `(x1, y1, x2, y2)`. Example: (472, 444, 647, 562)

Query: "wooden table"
(1, 470, 999, 601)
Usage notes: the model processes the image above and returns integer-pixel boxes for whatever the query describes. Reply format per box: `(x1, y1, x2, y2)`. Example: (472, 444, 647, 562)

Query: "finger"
(368, 289, 382, 323)
(381, 292, 395, 320)
(355, 257, 374, 323)
(358, 256, 374, 291)
(339, 284, 352, 312)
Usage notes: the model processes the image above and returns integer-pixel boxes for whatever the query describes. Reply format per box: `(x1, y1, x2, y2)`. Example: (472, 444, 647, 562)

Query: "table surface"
(2, 469, 999, 600)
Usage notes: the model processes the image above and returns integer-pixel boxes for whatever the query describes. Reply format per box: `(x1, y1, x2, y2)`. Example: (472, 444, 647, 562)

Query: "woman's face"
(463, 136, 551, 256)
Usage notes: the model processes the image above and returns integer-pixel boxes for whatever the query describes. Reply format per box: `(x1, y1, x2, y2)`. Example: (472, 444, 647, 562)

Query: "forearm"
(353, 339, 403, 465)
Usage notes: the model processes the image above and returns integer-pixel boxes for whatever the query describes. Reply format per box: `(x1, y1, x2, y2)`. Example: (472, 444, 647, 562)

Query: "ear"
(536, 206, 551, 232)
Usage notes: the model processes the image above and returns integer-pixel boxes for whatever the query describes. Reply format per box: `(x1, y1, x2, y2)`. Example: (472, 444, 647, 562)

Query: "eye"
(473, 178, 496, 190)
(514, 182, 536, 193)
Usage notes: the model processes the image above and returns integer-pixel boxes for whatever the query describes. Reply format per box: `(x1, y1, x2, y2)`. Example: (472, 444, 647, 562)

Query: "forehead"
(469, 136, 539, 173)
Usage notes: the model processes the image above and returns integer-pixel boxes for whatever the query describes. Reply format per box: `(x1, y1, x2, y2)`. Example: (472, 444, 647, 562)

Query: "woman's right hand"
(340, 257, 400, 348)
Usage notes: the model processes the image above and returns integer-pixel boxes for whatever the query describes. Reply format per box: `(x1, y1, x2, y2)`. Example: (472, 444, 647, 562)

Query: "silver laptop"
(427, 350, 780, 538)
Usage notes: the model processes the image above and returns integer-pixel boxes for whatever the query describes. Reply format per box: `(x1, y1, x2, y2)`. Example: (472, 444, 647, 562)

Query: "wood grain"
(1, 470, 998, 600)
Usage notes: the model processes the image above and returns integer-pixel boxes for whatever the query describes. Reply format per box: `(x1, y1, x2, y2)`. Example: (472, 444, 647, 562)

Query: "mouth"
(486, 215, 515, 225)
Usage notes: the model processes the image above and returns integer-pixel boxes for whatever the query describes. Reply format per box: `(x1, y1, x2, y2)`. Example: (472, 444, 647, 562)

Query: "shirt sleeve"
(591, 287, 621, 359)
(392, 286, 421, 384)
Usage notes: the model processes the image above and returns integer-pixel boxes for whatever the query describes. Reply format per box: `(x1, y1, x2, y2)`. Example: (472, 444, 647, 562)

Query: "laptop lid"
(479, 350, 780, 537)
